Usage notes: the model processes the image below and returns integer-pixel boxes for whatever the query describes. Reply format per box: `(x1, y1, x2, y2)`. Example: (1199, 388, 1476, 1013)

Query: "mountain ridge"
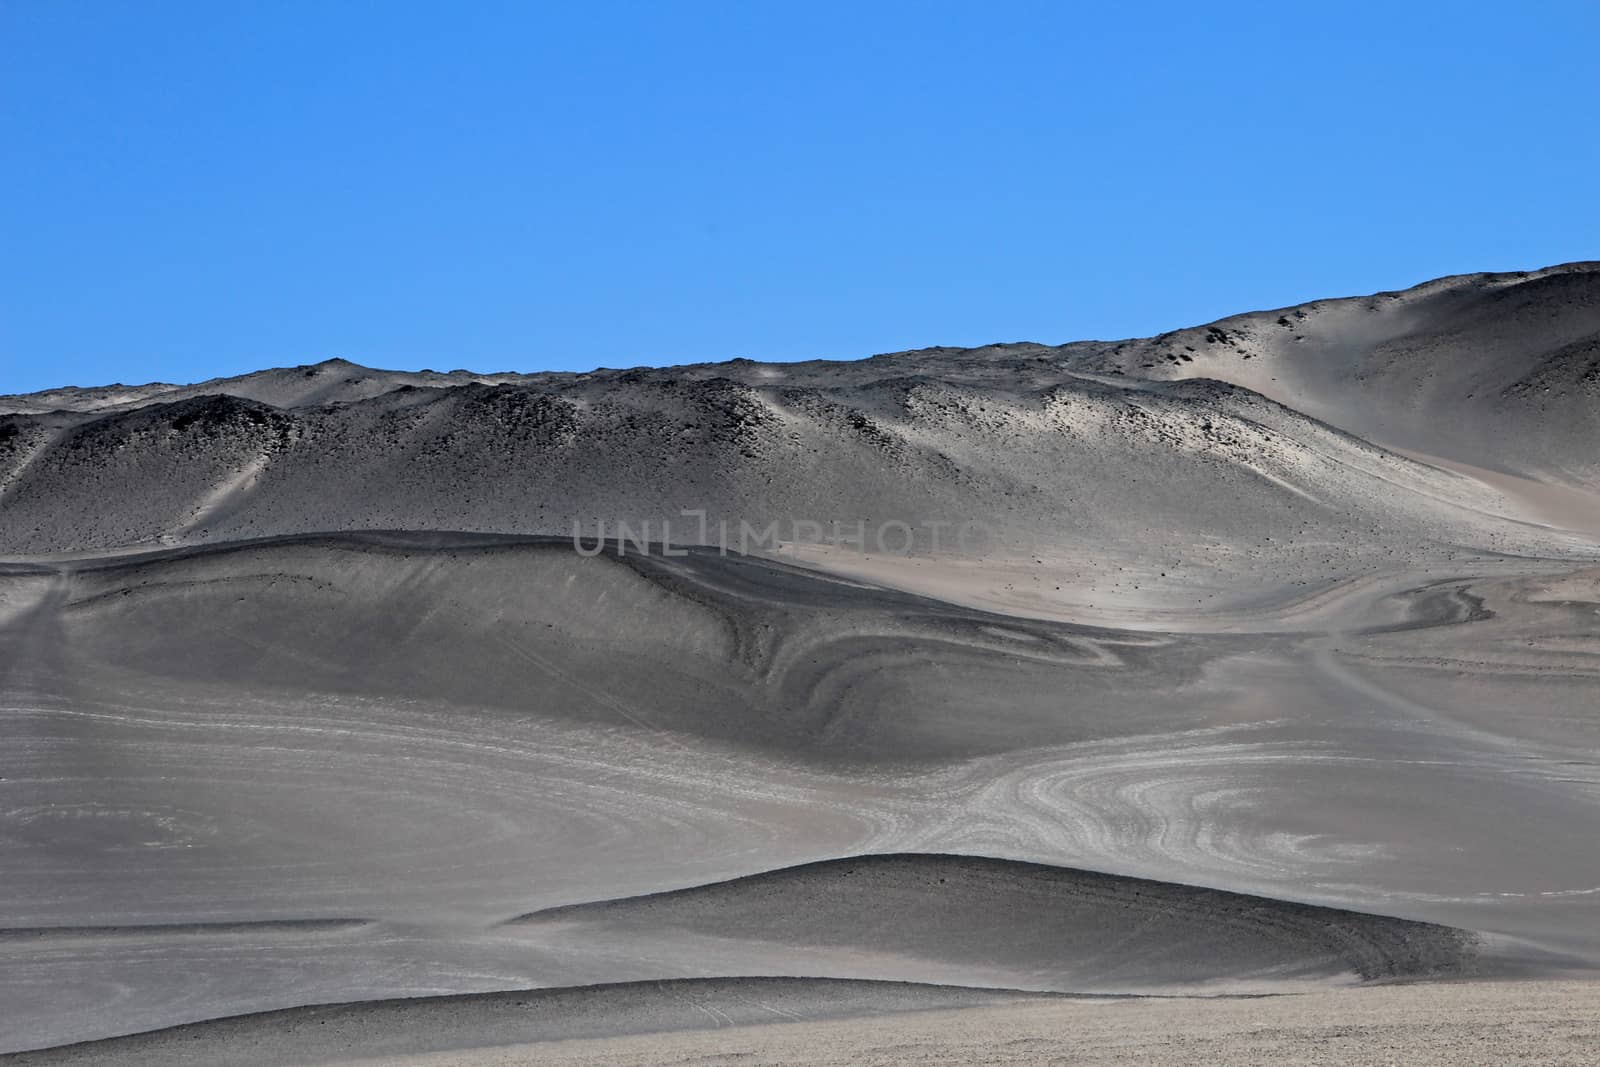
(6, 260, 1597, 414)
(2, 263, 1597, 616)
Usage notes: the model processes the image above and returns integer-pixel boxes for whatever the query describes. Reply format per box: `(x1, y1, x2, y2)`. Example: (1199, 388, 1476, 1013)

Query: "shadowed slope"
(4, 531, 1259, 762)
(506, 853, 1483, 993)
(0, 372, 1555, 568)
(0, 977, 1054, 1065)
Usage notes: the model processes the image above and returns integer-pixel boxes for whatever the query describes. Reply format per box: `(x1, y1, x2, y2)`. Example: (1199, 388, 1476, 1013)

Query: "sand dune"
(2, 264, 1598, 1061)
(0, 978, 1054, 1066)
(2, 532, 1596, 1053)
(507, 853, 1483, 989)
(1081, 264, 1600, 486)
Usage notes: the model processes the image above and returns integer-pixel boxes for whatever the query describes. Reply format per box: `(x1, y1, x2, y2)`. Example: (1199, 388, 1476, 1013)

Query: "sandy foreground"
(349, 980, 1600, 1067)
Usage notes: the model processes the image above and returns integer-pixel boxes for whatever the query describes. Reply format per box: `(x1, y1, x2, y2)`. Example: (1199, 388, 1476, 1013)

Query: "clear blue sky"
(3, 2, 1596, 393)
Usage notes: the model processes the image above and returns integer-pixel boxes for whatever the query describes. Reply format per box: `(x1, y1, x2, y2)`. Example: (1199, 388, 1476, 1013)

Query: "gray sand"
(0, 978, 1054, 1066)
(373, 979, 1600, 1067)
(1, 263, 1597, 1061)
